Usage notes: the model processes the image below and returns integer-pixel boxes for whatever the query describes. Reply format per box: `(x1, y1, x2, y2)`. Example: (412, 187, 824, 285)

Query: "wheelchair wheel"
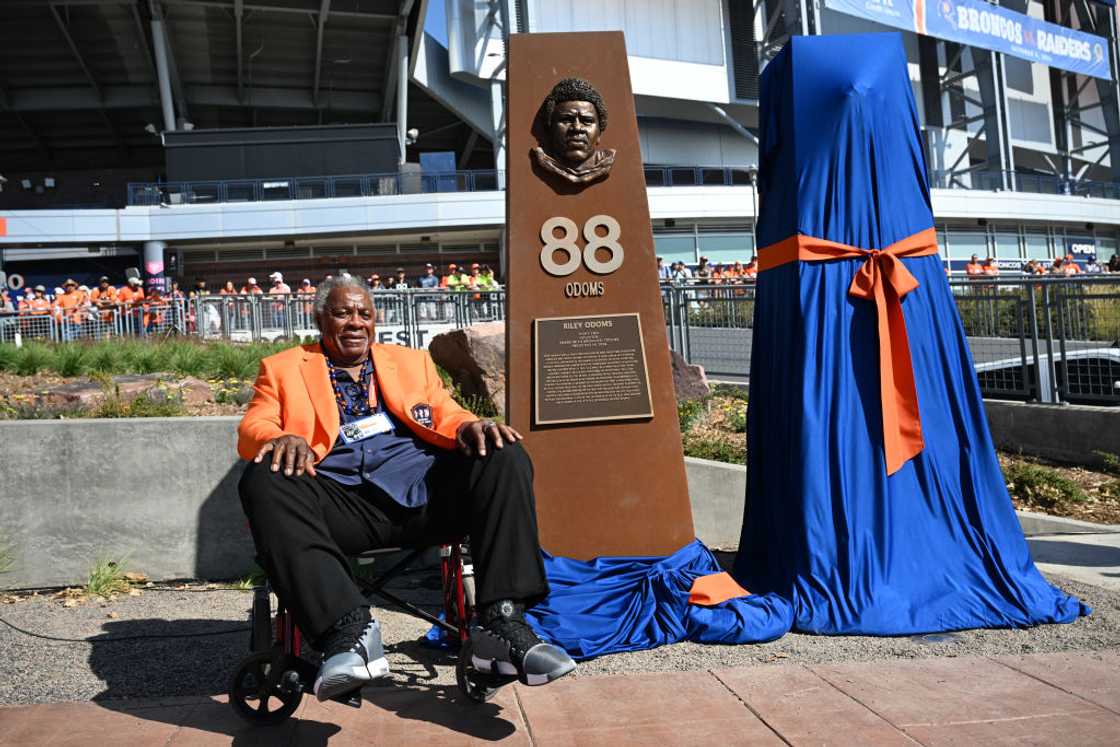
(229, 651, 304, 725)
(456, 639, 503, 704)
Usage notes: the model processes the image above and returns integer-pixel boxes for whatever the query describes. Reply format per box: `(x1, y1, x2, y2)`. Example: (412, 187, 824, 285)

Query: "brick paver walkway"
(2, 652, 1118, 745)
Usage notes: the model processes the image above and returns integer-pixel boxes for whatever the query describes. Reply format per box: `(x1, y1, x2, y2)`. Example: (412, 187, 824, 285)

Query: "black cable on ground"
(0, 616, 249, 643)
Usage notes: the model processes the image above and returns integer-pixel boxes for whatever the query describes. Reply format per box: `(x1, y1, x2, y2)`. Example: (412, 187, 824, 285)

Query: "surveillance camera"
(144, 123, 158, 135)
(406, 128, 420, 144)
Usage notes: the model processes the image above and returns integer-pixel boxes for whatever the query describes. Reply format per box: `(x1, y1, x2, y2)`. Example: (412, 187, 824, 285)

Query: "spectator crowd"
(651, 252, 1120, 285)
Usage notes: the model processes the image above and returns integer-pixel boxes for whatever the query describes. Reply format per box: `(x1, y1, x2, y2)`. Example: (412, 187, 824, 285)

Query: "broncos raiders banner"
(825, 0, 1113, 80)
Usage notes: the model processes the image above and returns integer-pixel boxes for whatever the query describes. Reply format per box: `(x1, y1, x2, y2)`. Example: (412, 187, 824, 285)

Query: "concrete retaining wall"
(983, 399, 1120, 467)
(0, 418, 250, 590)
(1, 399, 1116, 588)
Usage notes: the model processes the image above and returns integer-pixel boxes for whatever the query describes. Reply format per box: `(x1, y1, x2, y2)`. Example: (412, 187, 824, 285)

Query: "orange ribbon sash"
(759, 227, 938, 475)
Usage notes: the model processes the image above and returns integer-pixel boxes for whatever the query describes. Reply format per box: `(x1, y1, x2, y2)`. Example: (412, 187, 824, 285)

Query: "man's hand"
(254, 434, 317, 477)
(456, 419, 522, 458)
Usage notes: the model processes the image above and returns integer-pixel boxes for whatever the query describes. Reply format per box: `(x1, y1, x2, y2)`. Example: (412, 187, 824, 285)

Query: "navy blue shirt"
(315, 357, 439, 508)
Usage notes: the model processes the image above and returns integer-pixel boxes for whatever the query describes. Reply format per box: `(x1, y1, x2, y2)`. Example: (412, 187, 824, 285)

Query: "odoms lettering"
(565, 281, 605, 298)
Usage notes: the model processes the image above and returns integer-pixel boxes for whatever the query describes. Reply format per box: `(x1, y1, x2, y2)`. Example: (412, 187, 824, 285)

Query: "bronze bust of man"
(532, 78, 616, 187)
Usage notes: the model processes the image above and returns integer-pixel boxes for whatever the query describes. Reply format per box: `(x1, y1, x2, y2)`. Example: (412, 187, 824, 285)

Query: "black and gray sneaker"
(313, 617, 391, 702)
(470, 600, 575, 686)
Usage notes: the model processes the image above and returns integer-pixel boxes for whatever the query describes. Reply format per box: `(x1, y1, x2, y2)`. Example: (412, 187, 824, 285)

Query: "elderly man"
(237, 276, 574, 703)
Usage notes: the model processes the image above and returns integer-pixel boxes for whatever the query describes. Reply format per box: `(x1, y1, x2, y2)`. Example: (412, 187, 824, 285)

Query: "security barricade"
(6, 313, 58, 343)
(658, 277, 1120, 405)
(8, 279, 1114, 406)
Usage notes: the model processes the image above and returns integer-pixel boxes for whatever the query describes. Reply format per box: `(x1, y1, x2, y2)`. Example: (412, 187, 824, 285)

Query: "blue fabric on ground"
(730, 33, 1088, 635)
(525, 540, 791, 659)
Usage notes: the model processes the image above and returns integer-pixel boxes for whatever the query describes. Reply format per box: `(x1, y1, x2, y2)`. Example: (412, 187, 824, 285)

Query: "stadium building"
(0, 0, 1118, 293)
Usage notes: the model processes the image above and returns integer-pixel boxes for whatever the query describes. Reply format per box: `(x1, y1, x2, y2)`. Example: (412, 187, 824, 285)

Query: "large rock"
(38, 374, 213, 409)
(428, 322, 506, 417)
(671, 350, 709, 401)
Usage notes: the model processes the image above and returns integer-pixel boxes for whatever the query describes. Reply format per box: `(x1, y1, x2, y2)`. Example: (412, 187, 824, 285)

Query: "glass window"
(946, 229, 988, 260)
(696, 233, 756, 265)
(994, 232, 1021, 259)
(654, 235, 697, 265)
(1024, 232, 1049, 261)
(1097, 237, 1117, 263)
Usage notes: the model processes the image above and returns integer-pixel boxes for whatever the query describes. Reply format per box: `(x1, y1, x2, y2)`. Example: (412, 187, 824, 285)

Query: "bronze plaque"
(534, 313, 654, 425)
(506, 32, 695, 559)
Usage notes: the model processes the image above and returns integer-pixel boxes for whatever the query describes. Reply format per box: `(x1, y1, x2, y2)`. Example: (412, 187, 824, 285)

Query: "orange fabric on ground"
(758, 227, 938, 475)
(688, 572, 751, 606)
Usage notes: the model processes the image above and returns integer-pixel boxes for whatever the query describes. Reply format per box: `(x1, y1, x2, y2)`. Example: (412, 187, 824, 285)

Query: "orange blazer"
(237, 343, 477, 462)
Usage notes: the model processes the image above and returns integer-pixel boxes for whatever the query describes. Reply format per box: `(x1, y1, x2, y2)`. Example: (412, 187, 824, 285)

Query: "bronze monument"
(506, 32, 695, 560)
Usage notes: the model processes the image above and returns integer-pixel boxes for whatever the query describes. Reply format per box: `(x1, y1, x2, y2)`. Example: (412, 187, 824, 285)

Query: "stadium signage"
(825, 0, 1112, 80)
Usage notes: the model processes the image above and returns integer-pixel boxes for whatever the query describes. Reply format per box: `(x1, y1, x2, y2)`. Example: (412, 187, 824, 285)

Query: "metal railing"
(1, 301, 191, 344)
(127, 170, 504, 206)
(125, 166, 1119, 206)
(661, 276, 1120, 405)
(928, 169, 1120, 200)
(191, 289, 505, 346)
(4, 278, 1117, 405)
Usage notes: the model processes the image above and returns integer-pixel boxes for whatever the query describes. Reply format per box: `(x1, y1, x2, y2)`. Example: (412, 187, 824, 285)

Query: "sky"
(425, 0, 449, 47)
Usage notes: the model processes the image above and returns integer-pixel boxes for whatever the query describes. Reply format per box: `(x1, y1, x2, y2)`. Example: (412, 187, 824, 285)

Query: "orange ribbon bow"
(759, 227, 939, 475)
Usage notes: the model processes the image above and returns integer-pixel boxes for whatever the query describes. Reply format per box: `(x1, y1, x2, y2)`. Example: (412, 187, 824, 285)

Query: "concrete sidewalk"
(2, 652, 1118, 746)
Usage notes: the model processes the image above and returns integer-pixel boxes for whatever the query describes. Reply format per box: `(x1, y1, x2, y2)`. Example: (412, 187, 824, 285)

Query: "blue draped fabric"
(427, 540, 794, 655)
(727, 33, 1087, 634)
(525, 540, 792, 658)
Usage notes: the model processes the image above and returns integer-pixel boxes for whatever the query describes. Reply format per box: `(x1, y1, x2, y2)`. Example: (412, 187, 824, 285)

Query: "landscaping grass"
(1003, 459, 1088, 511)
(678, 390, 747, 464)
(0, 339, 297, 381)
(85, 556, 133, 598)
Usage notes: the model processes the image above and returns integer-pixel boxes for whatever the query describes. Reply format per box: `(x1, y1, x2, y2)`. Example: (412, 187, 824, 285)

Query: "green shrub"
(711, 384, 749, 402)
(209, 343, 250, 380)
(165, 340, 208, 377)
(13, 342, 52, 376)
(86, 344, 122, 374)
(1093, 451, 1120, 478)
(0, 345, 18, 372)
(683, 433, 745, 465)
(85, 556, 132, 598)
(93, 392, 185, 419)
(1004, 461, 1087, 510)
(125, 341, 162, 374)
(678, 399, 704, 433)
(725, 405, 747, 433)
(53, 345, 89, 377)
(0, 400, 87, 420)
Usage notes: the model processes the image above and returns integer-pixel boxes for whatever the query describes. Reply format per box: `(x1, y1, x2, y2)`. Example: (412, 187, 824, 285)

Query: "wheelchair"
(228, 541, 516, 725)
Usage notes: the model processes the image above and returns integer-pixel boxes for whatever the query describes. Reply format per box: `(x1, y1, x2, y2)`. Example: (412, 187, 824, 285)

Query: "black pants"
(239, 442, 548, 642)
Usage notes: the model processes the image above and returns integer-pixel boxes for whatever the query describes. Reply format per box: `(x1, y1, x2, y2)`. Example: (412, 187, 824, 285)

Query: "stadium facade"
(0, 0, 1118, 291)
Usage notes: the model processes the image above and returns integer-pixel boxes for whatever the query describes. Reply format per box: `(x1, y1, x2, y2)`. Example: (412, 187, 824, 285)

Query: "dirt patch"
(1000, 453, 1120, 525)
